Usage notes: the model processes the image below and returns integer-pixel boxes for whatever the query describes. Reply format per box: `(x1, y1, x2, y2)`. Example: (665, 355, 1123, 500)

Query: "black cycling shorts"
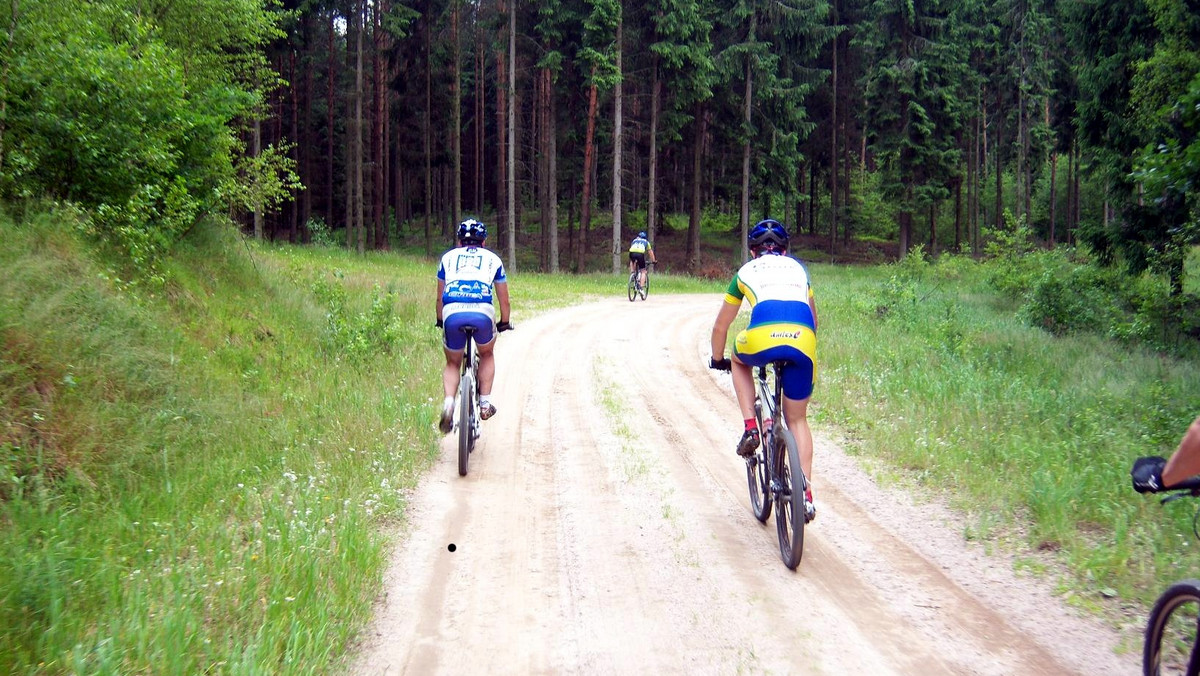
(629, 252, 647, 270)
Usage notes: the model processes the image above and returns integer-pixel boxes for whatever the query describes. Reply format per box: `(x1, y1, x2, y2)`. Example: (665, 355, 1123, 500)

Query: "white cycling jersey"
(438, 245, 506, 319)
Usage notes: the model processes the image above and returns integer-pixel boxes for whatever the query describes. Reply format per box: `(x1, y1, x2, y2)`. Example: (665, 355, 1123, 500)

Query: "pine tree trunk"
(373, 0, 386, 249)
(327, 10, 336, 231)
(954, 179, 962, 252)
(648, 55, 660, 248)
(740, 49, 752, 263)
(475, 36, 484, 211)
(965, 112, 973, 254)
(1017, 79, 1025, 222)
(506, 2, 516, 271)
(928, 203, 936, 256)
(452, 0, 462, 229)
(995, 94, 1003, 230)
(973, 96, 982, 254)
(687, 103, 705, 271)
(808, 162, 817, 235)
(424, 2, 433, 254)
(548, 76, 559, 272)
(828, 9, 838, 256)
(842, 117, 851, 245)
(1046, 98, 1056, 246)
(289, 49, 298, 242)
(302, 19, 313, 238)
(579, 67, 599, 274)
(355, 0, 365, 255)
(537, 69, 548, 270)
(1070, 140, 1080, 240)
(496, 0, 507, 252)
(611, 18, 623, 274)
(796, 162, 806, 233)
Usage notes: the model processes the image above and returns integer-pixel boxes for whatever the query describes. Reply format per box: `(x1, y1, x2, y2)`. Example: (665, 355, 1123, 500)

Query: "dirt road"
(350, 295, 1136, 675)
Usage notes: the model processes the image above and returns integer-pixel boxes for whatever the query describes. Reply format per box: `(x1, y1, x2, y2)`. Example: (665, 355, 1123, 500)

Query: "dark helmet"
(748, 219, 789, 253)
(456, 218, 487, 244)
(637, 231, 647, 239)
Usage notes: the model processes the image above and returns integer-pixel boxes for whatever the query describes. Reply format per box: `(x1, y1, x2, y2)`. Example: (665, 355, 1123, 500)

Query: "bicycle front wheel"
(457, 374, 474, 477)
(773, 427, 805, 570)
(747, 401, 771, 523)
(1144, 579, 1200, 676)
(641, 273, 649, 299)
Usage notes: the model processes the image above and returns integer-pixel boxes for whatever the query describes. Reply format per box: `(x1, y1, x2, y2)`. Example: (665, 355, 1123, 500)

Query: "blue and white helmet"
(748, 219, 789, 254)
(456, 218, 487, 244)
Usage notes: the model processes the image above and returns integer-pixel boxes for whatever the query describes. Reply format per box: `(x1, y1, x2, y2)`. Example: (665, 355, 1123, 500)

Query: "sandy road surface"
(350, 295, 1137, 675)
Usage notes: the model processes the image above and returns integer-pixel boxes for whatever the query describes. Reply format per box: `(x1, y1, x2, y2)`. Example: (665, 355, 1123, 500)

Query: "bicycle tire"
(1144, 579, 1200, 676)
(457, 373, 473, 477)
(747, 400, 771, 523)
(773, 427, 805, 569)
(641, 273, 649, 300)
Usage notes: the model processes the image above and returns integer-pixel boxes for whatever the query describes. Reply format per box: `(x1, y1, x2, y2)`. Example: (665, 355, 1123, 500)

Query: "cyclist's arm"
(1163, 416, 1200, 487)
(711, 300, 739, 359)
(494, 281, 510, 324)
(649, 245, 657, 264)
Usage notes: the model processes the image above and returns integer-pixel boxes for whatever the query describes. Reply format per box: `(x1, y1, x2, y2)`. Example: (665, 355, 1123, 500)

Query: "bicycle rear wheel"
(641, 273, 649, 300)
(457, 373, 474, 477)
(773, 427, 805, 569)
(746, 400, 771, 523)
(1144, 579, 1200, 676)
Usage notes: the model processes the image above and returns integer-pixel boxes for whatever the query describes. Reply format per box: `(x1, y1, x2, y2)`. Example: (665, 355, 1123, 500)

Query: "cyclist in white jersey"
(710, 219, 818, 520)
(436, 218, 511, 433)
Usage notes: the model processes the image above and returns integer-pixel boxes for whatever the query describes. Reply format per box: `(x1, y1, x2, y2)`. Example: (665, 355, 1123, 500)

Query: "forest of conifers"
(0, 0, 1197, 281)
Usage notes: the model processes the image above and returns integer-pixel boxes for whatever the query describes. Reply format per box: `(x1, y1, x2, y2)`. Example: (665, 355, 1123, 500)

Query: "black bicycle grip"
(496, 321, 513, 332)
(709, 357, 732, 372)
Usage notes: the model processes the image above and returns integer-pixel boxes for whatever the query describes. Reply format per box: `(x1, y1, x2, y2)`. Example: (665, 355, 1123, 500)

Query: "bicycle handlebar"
(1160, 477, 1200, 504)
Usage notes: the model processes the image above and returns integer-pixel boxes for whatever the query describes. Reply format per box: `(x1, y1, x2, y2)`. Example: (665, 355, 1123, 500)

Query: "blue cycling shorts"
(734, 324, 817, 400)
(443, 311, 494, 351)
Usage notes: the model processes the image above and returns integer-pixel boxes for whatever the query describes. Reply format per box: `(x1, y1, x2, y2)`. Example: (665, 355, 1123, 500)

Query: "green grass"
(810, 255, 1200, 607)
(0, 212, 441, 674)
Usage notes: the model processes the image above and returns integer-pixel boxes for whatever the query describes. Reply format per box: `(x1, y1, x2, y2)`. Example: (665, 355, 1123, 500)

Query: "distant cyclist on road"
(628, 231, 657, 291)
(436, 218, 511, 434)
(709, 219, 818, 520)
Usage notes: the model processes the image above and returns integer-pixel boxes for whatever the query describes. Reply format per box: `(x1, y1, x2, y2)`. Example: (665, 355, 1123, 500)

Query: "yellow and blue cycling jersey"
(725, 253, 817, 400)
(629, 237, 650, 254)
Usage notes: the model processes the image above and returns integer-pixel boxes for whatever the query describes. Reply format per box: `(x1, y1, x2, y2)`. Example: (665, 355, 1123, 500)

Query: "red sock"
(744, 418, 757, 432)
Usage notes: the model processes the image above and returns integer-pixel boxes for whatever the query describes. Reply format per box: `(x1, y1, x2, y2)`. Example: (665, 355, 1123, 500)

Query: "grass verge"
(0, 212, 441, 674)
(810, 255, 1200, 613)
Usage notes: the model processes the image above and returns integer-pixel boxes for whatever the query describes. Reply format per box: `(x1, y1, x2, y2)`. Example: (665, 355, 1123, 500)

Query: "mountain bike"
(747, 362, 810, 570)
(1142, 475, 1200, 676)
(627, 263, 651, 301)
(454, 327, 482, 476)
(452, 323, 512, 476)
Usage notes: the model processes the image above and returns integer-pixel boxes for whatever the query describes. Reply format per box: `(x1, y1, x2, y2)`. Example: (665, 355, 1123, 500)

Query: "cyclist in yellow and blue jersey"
(628, 232, 656, 290)
(710, 219, 818, 520)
